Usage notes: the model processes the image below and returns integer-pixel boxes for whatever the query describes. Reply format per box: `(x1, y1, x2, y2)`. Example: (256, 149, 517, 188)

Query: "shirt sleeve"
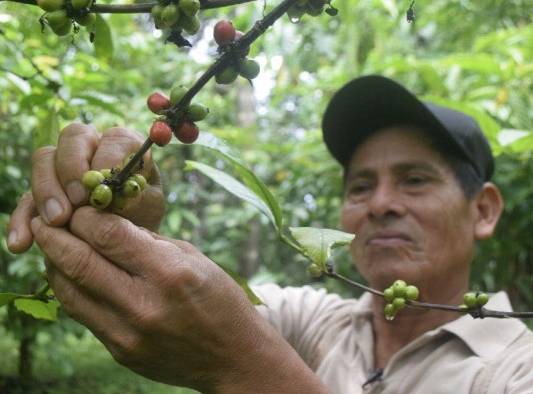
(252, 283, 356, 370)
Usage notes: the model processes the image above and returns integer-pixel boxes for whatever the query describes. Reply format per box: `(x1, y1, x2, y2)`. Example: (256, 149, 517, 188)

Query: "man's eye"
(348, 183, 371, 194)
(404, 175, 427, 185)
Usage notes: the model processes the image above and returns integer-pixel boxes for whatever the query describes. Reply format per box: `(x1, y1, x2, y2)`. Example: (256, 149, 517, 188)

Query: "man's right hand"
(6, 123, 165, 254)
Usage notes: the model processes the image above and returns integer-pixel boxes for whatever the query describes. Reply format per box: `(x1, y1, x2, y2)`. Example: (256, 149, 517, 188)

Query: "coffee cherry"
(100, 168, 112, 180)
(405, 285, 419, 301)
(383, 287, 394, 302)
(90, 184, 113, 209)
(392, 280, 407, 298)
(215, 66, 238, 85)
(306, 3, 323, 16)
(71, 0, 91, 10)
(45, 10, 69, 28)
(213, 20, 236, 46)
(476, 293, 489, 307)
(384, 303, 395, 318)
(170, 85, 188, 106)
(150, 121, 173, 146)
(82, 170, 105, 190)
(151, 4, 164, 28)
(179, 0, 200, 17)
(239, 58, 260, 80)
(287, 4, 305, 21)
(174, 121, 199, 144)
(393, 297, 406, 311)
(122, 179, 141, 198)
(75, 13, 96, 27)
(307, 264, 322, 278)
(147, 92, 171, 114)
(50, 20, 72, 36)
(131, 174, 147, 191)
(180, 14, 200, 35)
(37, 0, 64, 12)
(234, 30, 250, 57)
(463, 292, 477, 308)
(161, 4, 180, 28)
(187, 103, 209, 121)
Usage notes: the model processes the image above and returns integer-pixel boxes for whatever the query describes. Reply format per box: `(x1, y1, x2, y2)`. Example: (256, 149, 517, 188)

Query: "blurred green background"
(0, 0, 531, 392)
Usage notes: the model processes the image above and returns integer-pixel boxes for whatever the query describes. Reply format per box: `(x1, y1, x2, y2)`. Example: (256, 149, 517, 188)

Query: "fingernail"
(66, 180, 87, 205)
(43, 198, 63, 224)
(7, 231, 18, 248)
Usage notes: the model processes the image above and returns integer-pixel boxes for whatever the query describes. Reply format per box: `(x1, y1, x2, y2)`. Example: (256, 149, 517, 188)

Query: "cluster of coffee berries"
(287, 0, 337, 21)
(460, 292, 489, 310)
(151, 0, 200, 35)
(213, 20, 260, 84)
(383, 280, 419, 320)
(38, 0, 95, 36)
(307, 263, 323, 278)
(82, 166, 147, 210)
(146, 84, 208, 145)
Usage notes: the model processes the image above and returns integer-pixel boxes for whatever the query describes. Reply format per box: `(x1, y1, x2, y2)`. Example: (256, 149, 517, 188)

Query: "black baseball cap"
(322, 75, 494, 181)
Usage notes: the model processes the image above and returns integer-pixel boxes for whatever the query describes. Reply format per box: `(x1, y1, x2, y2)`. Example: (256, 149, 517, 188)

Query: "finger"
(92, 127, 153, 180)
(56, 123, 100, 206)
(7, 192, 37, 253)
(31, 216, 135, 309)
(32, 146, 72, 226)
(44, 261, 137, 360)
(70, 206, 179, 276)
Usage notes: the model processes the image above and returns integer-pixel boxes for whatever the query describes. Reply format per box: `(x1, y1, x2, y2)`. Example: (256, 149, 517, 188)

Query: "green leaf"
(221, 267, 263, 306)
(33, 107, 60, 150)
(182, 132, 284, 232)
(76, 92, 123, 117)
(94, 15, 114, 61)
(0, 292, 22, 307)
(14, 298, 60, 321)
(184, 160, 277, 227)
(289, 227, 355, 268)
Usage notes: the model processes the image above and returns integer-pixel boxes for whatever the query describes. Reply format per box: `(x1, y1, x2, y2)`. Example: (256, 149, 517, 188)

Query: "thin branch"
(325, 271, 384, 297)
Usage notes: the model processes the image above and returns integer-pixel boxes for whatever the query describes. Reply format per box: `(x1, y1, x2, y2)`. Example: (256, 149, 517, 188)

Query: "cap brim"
(322, 75, 463, 167)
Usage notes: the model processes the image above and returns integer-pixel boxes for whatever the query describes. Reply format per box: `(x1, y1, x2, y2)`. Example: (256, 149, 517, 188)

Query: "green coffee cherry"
(131, 174, 147, 191)
(307, 264, 322, 278)
(75, 13, 95, 26)
(82, 170, 105, 190)
(239, 58, 260, 80)
(392, 280, 407, 298)
(100, 168, 112, 180)
(287, 4, 306, 20)
(179, 0, 200, 17)
(71, 0, 91, 10)
(45, 10, 69, 29)
(187, 103, 209, 121)
(306, 3, 323, 16)
(170, 85, 188, 106)
(37, 0, 65, 12)
(215, 67, 239, 85)
(476, 293, 489, 307)
(463, 292, 477, 308)
(179, 14, 200, 35)
(50, 21, 72, 36)
(405, 285, 419, 301)
(393, 297, 406, 311)
(383, 287, 395, 302)
(384, 303, 395, 319)
(161, 4, 180, 28)
(90, 184, 113, 209)
(151, 4, 164, 28)
(122, 179, 140, 198)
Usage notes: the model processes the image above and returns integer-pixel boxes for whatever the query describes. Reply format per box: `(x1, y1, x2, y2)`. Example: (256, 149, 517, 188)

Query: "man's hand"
(31, 207, 329, 393)
(6, 123, 165, 253)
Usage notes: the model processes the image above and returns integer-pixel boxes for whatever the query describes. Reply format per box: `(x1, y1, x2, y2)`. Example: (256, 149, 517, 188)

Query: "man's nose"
(367, 182, 406, 220)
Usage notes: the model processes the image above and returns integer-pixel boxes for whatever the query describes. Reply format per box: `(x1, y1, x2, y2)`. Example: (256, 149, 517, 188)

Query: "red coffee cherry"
(174, 121, 199, 144)
(150, 121, 173, 146)
(147, 92, 171, 114)
(213, 20, 236, 46)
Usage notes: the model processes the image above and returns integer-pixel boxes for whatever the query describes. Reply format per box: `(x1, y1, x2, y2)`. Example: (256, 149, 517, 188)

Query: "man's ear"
(473, 182, 504, 240)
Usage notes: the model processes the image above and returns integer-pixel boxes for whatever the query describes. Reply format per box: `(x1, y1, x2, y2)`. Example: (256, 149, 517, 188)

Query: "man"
(6, 75, 533, 393)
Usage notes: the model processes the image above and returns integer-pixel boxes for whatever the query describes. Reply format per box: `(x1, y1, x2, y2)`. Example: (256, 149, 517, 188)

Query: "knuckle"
(62, 246, 96, 286)
(32, 146, 55, 165)
(108, 333, 143, 366)
(103, 127, 143, 144)
(59, 122, 92, 141)
(93, 219, 126, 251)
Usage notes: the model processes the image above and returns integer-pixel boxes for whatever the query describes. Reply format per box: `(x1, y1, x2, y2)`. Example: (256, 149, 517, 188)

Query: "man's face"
(341, 126, 477, 290)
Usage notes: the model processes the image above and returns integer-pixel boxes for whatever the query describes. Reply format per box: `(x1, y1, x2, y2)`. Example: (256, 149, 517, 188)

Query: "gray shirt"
(254, 283, 533, 393)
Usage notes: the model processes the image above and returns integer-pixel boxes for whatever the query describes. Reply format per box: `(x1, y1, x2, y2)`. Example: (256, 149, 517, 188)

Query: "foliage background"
(0, 0, 531, 392)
